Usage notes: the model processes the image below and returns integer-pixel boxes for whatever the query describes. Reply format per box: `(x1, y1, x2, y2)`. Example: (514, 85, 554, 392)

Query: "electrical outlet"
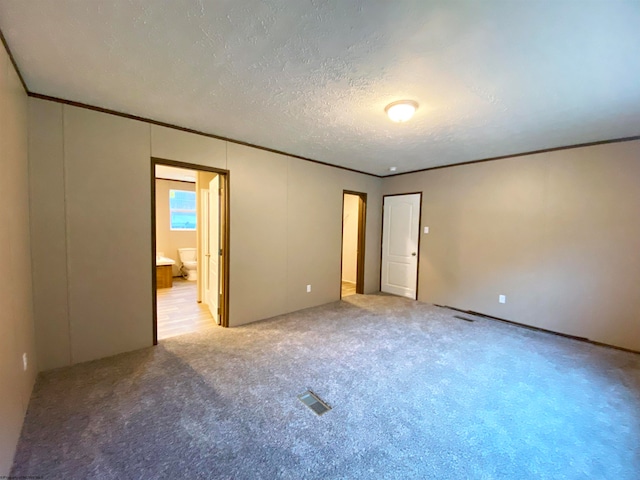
(306, 285, 311, 293)
(499, 295, 506, 304)
(424, 226, 429, 234)
(22, 353, 28, 371)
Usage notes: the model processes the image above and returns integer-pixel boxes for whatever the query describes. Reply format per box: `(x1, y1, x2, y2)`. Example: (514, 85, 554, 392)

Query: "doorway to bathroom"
(151, 158, 229, 343)
(340, 190, 366, 298)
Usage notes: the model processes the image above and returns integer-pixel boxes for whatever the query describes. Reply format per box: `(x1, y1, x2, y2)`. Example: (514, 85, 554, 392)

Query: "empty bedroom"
(0, 1, 638, 478)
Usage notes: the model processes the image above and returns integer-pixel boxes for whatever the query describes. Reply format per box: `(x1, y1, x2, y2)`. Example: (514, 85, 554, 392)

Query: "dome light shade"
(385, 100, 418, 123)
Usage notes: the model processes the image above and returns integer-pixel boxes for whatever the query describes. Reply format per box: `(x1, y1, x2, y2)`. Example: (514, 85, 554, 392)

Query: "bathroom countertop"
(156, 256, 176, 266)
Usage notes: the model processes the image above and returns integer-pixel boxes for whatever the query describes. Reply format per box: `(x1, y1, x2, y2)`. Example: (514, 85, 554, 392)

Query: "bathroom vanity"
(156, 256, 176, 289)
(156, 265, 173, 288)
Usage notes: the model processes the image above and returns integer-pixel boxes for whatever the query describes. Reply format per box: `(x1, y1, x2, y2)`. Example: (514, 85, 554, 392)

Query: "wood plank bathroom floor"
(157, 278, 216, 340)
(341, 280, 356, 297)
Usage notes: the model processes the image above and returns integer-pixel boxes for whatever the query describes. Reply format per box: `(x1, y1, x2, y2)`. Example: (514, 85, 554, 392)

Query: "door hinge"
(217, 307, 220, 314)
(219, 248, 223, 256)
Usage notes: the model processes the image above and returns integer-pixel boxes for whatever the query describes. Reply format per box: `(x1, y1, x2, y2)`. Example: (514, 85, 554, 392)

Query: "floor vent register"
(298, 390, 332, 416)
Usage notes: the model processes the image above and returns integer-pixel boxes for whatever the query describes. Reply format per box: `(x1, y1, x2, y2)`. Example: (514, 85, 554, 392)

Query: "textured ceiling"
(1, 1, 639, 176)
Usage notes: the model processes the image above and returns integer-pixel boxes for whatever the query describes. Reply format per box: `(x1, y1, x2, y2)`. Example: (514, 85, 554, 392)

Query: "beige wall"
(0, 43, 36, 475)
(155, 179, 197, 276)
(342, 194, 359, 283)
(227, 144, 382, 323)
(28, 99, 68, 370)
(28, 99, 382, 369)
(28, 101, 153, 368)
(383, 140, 640, 351)
(64, 107, 153, 364)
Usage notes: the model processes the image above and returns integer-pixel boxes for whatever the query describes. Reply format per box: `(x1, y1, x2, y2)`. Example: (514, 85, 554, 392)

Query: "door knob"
(411, 252, 417, 256)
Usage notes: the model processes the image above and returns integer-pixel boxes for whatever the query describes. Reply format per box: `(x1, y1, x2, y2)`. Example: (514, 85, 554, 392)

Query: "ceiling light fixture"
(385, 100, 419, 123)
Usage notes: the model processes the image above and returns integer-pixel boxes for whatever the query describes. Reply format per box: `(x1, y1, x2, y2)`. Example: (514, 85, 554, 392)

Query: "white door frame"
(380, 192, 422, 300)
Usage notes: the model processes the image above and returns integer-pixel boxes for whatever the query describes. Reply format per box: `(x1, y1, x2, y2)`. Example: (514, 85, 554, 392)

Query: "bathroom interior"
(155, 164, 220, 339)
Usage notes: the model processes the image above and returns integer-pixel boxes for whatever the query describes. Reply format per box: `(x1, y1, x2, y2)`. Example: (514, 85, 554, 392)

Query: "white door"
(207, 176, 220, 324)
(201, 190, 210, 307)
(381, 193, 421, 299)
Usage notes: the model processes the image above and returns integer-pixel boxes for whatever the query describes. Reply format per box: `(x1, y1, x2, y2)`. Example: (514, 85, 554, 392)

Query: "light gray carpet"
(11, 294, 640, 479)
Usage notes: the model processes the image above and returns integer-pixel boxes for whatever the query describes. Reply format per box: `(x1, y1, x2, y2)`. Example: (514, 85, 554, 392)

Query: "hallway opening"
(341, 191, 366, 298)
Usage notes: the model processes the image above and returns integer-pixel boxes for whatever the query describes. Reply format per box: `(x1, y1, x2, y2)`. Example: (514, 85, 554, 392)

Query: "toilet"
(178, 248, 197, 281)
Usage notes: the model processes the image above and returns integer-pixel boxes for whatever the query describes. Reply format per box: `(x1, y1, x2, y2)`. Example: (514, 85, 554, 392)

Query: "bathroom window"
(169, 190, 197, 231)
